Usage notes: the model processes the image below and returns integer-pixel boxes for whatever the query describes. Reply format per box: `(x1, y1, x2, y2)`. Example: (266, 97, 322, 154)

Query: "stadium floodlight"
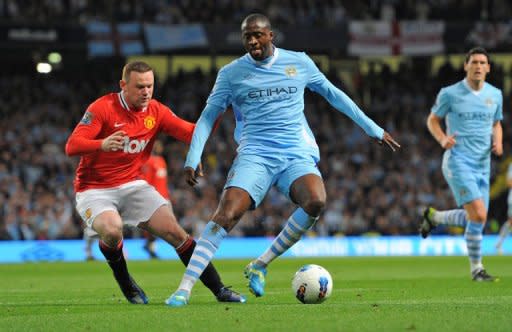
(48, 52, 62, 64)
(36, 62, 52, 74)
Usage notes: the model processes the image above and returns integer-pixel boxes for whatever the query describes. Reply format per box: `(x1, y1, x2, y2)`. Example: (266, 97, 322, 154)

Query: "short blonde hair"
(122, 61, 153, 82)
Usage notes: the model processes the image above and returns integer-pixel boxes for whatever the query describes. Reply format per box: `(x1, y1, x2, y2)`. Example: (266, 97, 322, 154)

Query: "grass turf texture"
(1, 256, 511, 331)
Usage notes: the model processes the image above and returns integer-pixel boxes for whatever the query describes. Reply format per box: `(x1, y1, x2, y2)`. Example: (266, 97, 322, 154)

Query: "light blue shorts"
(442, 159, 489, 208)
(224, 153, 321, 209)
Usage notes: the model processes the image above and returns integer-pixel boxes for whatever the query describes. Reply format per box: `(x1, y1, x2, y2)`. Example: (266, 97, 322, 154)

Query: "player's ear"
(269, 30, 274, 42)
(119, 79, 126, 91)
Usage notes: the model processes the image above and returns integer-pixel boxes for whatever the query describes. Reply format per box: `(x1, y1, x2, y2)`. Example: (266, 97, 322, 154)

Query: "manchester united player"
(65, 61, 245, 304)
(140, 139, 168, 259)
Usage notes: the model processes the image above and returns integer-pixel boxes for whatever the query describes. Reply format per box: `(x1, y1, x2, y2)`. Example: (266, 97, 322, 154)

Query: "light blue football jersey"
(432, 79, 503, 169)
(185, 48, 384, 169)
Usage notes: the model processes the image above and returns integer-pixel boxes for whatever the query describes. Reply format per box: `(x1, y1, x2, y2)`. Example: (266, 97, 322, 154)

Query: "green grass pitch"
(1, 256, 511, 331)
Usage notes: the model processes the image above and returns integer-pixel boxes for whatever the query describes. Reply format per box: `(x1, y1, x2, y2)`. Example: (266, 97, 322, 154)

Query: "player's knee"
(468, 210, 486, 222)
(214, 211, 237, 223)
(213, 209, 243, 229)
(98, 222, 123, 244)
(302, 198, 326, 217)
(475, 211, 487, 222)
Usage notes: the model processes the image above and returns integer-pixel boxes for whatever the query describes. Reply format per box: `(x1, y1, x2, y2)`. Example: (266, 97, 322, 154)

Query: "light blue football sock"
(257, 208, 318, 266)
(433, 209, 467, 227)
(465, 221, 484, 273)
(176, 221, 227, 294)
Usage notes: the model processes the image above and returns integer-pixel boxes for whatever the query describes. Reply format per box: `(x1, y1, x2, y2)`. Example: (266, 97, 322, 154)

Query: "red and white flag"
(348, 20, 445, 56)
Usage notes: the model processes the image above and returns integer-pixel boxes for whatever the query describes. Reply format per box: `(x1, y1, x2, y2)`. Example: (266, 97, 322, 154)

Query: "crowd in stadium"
(2, 0, 512, 24)
(1, 0, 511, 241)
(0, 54, 509, 241)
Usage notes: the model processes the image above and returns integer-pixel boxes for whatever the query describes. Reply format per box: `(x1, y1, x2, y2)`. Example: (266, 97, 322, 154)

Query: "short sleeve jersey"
(431, 80, 503, 168)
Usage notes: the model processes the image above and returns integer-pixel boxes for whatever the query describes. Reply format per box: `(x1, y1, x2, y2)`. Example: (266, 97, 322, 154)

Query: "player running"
(420, 47, 503, 281)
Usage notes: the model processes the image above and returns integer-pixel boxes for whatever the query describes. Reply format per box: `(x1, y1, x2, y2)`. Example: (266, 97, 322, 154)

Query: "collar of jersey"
(462, 78, 483, 96)
(118, 91, 147, 112)
(250, 46, 279, 69)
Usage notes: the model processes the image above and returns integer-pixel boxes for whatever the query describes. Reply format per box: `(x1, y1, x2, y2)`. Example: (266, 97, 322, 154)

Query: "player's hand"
(101, 131, 126, 152)
(378, 131, 401, 152)
(440, 134, 456, 149)
(492, 141, 503, 156)
(185, 166, 203, 187)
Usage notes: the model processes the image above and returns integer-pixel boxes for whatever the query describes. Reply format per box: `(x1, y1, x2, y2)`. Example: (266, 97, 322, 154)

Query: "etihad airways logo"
(248, 86, 298, 99)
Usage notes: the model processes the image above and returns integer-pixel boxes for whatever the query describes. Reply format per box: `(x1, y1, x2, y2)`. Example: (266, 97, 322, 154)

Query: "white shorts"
(75, 180, 168, 232)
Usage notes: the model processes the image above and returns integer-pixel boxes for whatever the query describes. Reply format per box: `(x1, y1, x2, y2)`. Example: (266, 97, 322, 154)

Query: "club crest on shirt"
(459, 188, 468, 197)
(80, 111, 93, 125)
(144, 115, 156, 129)
(84, 208, 92, 221)
(284, 66, 297, 78)
(485, 98, 494, 108)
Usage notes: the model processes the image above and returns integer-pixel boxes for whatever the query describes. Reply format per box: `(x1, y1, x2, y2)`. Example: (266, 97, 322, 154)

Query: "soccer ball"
(291, 264, 333, 304)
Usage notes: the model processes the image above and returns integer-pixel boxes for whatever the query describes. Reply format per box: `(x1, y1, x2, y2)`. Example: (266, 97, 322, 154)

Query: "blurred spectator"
(2, 1, 511, 25)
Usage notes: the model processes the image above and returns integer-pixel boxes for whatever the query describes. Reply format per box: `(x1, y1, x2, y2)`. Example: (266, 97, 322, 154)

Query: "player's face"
(242, 23, 273, 61)
(464, 54, 490, 83)
(121, 71, 154, 109)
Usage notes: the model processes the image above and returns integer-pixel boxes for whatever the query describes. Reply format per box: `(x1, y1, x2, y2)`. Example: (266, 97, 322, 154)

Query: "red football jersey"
(66, 92, 194, 192)
(141, 155, 170, 199)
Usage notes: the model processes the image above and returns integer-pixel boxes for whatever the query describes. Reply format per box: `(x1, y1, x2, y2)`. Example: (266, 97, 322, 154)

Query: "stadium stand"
(1, 0, 511, 240)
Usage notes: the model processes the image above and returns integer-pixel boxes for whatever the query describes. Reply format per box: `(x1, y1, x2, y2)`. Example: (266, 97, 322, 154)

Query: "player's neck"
(251, 46, 278, 68)
(119, 91, 146, 112)
(465, 78, 484, 91)
(129, 104, 146, 112)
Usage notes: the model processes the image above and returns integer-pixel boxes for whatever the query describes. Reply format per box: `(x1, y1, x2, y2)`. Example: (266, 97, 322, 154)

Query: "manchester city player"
(420, 47, 503, 281)
(166, 13, 400, 306)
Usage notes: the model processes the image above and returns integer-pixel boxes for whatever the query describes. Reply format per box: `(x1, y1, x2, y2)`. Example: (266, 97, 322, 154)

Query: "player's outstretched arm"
(305, 55, 386, 141)
(309, 74, 388, 142)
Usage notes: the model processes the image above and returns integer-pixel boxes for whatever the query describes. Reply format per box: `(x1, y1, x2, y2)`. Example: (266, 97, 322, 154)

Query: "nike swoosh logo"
(114, 122, 125, 128)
